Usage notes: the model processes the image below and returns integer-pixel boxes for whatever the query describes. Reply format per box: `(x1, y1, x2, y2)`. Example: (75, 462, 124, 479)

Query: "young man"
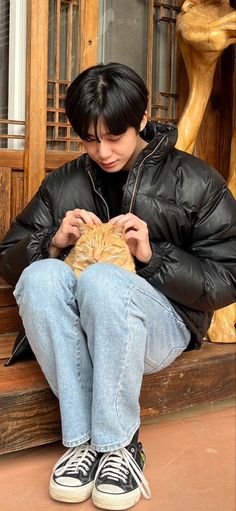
(0, 63, 235, 510)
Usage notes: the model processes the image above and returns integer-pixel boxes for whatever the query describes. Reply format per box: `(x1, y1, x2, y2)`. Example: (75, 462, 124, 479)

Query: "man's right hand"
(49, 208, 101, 257)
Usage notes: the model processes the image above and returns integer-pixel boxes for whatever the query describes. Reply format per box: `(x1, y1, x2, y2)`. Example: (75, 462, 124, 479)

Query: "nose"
(93, 250, 100, 262)
(96, 140, 112, 160)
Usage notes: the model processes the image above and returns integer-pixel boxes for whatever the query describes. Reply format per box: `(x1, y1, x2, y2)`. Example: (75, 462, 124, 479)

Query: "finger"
(66, 208, 86, 218)
(109, 215, 125, 225)
(74, 209, 101, 224)
(122, 218, 148, 233)
(63, 216, 83, 229)
(87, 212, 102, 224)
(124, 230, 144, 242)
(65, 209, 101, 222)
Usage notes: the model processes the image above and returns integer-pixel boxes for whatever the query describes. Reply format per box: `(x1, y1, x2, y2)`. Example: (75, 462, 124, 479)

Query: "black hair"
(65, 62, 148, 141)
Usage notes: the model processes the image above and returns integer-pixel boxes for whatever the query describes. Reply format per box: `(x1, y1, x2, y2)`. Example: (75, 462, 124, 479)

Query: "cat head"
(78, 222, 125, 239)
(74, 222, 134, 268)
(65, 222, 135, 274)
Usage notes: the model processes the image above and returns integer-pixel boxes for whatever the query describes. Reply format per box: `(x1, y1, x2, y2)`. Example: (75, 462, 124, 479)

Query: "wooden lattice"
(47, 0, 82, 151)
(148, 1, 181, 124)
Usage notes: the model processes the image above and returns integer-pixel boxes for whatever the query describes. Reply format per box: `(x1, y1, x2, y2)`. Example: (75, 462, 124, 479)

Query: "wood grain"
(0, 150, 24, 168)
(0, 307, 22, 334)
(0, 286, 16, 307)
(11, 171, 24, 222)
(0, 167, 11, 240)
(79, 0, 99, 72)
(24, 0, 49, 202)
(0, 333, 16, 360)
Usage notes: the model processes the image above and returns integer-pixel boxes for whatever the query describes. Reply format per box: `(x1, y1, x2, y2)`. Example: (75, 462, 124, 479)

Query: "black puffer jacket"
(1, 122, 236, 354)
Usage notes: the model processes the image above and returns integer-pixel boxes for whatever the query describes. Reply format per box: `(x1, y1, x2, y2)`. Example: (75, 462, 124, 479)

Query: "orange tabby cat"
(64, 223, 135, 277)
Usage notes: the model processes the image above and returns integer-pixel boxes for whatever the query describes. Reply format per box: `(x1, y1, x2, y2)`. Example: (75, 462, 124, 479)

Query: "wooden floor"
(0, 333, 235, 455)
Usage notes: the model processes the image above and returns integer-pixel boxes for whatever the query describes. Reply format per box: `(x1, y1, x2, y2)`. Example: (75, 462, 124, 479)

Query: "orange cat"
(64, 223, 135, 277)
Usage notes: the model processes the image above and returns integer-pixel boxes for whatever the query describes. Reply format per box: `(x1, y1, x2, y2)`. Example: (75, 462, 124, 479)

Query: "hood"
(129, 121, 178, 170)
(141, 120, 178, 152)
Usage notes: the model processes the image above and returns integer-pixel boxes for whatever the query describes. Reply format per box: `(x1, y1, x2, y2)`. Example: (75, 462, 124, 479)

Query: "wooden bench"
(0, 333, 235, 455)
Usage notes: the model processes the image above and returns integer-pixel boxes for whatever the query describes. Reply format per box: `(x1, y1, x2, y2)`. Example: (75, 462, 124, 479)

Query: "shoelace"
(54, 443, 98, 477)
(94, 448, 151, 500)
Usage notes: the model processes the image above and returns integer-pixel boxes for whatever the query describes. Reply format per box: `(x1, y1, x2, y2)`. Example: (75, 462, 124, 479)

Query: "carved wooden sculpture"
(207, 129, 236, 342)
(176, 1, 236, 342)
(176, 0, 236, 153)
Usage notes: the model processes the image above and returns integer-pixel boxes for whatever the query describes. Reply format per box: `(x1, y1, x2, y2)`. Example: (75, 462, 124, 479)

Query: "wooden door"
(0, 0, 99, 336)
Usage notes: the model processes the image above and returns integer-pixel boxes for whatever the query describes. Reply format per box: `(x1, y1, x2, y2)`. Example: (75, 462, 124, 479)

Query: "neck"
(123, 136, 148, 170)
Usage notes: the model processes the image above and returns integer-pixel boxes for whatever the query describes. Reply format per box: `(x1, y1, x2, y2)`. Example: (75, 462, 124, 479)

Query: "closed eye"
(103, 244, 123, 251)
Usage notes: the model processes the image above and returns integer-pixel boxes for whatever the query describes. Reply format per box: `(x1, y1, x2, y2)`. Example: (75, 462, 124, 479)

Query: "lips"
(99, 161, 117, 169)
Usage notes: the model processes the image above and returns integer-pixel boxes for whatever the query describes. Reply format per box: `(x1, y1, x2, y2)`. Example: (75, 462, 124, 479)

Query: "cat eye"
(103, 244, 121, 251)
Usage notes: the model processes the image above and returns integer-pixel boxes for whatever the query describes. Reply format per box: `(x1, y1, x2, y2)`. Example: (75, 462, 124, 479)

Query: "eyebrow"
(87, 131, 111, 137)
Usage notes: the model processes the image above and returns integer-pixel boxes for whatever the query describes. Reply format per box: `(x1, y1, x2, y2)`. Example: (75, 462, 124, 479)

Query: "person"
(0, 62, 235, 510)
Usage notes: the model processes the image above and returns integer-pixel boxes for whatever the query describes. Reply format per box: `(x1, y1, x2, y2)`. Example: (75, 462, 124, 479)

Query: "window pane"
(0, 0, 26, 149)
(99, 0, 180, 124)
(99, 0, 148, 82)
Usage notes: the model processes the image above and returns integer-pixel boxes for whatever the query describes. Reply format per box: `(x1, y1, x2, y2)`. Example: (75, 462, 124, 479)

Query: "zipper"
(87, 170, 110, 221)
(128, 135, 166, 213)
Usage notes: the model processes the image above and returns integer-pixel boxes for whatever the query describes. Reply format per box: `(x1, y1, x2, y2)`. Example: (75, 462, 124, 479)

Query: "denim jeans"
(14, 259, 190, 452)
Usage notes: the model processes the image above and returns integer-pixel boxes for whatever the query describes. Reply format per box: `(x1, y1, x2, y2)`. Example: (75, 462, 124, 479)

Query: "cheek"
(82, 142, 97, 156)
(117, 139, 137, 158)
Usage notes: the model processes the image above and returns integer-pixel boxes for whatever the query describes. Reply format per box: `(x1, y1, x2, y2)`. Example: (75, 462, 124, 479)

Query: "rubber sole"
(49, 478, 94, 503)
(92, 486, 141, 510)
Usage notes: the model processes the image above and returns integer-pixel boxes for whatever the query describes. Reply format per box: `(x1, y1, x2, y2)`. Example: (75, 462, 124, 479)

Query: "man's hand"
(50, 209, 101, 256)
(109, 213, 152, 264)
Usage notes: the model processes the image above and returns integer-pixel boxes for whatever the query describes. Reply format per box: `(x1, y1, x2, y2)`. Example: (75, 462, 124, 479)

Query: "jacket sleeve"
(0, 177, 58, 287)
(137, 182, 236, 312)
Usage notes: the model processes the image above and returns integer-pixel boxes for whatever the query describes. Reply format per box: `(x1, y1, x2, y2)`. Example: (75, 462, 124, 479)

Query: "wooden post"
(23, 0, 49, 203)
(79, 0, 99, 72)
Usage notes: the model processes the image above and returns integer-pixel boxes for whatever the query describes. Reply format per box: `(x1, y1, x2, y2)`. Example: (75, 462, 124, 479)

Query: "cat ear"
(79, 223, 92, 235)
(113, 223, 125, 237)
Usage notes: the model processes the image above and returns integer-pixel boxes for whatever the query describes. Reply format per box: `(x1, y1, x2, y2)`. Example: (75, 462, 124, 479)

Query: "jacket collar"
(136, 121, 178, 167)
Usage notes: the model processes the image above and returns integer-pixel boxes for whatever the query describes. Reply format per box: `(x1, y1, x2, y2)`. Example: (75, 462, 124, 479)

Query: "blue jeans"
(14, 259, 190, 452)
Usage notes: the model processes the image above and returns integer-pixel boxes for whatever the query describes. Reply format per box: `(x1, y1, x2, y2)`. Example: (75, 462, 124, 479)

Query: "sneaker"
(49, 442, 102, 503)
(92, 441, 151, 510)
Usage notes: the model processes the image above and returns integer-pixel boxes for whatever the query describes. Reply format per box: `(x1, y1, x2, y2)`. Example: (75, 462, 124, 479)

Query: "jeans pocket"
(144, 345, 186, 375)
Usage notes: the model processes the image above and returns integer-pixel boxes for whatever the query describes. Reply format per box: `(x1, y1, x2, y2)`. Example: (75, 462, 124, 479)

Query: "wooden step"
(0, 334, 235, 455)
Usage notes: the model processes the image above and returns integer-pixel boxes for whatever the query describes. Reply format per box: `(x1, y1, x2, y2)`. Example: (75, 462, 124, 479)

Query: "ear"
(79, 223, 92, 235)
(113, 223, 125, 237)
(139, 111, 148, 132)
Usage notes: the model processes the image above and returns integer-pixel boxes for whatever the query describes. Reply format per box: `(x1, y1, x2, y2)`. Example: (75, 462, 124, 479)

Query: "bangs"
(78, 99, 130, 142)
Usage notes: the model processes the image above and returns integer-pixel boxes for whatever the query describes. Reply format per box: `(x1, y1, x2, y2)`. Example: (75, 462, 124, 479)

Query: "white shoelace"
(94, 448, 152, 500)
(53, 443, 98, 477)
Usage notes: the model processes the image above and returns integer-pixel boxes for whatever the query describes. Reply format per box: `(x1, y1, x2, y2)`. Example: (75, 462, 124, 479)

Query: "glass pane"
(99, 0, 180, 125)
(47, 0, 81, 151)
(99, 0, 148, 82)
(0, 0, 26, 149)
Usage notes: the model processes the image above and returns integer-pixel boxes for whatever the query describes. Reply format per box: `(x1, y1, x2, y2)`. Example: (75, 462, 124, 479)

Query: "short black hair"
(65, 62, 148, 141)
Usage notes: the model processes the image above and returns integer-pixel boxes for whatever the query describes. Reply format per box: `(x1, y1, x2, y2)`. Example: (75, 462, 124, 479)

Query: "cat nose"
(93, 251, 100, 262)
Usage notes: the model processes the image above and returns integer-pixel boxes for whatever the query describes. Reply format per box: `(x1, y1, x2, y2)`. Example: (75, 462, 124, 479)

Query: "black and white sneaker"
(92, 441, 151, 510)
(49, 443, 102, 503)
